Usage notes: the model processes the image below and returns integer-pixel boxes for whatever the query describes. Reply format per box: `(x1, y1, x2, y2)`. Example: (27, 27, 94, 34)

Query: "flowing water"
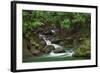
(39, 34, 74, 57)
(23, 31, 90, 63)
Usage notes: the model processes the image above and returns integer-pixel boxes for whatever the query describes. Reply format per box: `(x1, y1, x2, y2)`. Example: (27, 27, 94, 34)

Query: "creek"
(39, 34, 74, 57)
(23, 30, 88, 63)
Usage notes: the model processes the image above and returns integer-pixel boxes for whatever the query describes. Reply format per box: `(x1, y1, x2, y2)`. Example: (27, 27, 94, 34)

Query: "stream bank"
(23, 26, 90, 63)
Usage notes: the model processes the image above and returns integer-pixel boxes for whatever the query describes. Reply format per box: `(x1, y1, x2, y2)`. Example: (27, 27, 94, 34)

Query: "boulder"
(36, 28, 44, 33)
(59, 42, 65, 46)
(31, 49, 43, 56)
(42, 45, 55, 54)
(51, 38, 62, 44)
(30, 46, 43, 56)
(39, 40, 46, 48)
(53, 48, 65, 53)
(43, 30, 53, 35)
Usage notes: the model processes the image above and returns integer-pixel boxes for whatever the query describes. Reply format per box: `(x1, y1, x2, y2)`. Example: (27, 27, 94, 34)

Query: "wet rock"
(42, 45, 55, 54)
(28, 33, 46, 50)
(43, 30, 53, 35)
(30, 48, 43, 56)
(46, 36, 54, 40)
(39, 40, 46, 47)
(51, 38, 62, 44)
(59, 42, 65, 46)
(38, 36, 46, 49)
(37, 29, 44, 34)
(32, 28, 44, 34)
(53, 48, 65, 53)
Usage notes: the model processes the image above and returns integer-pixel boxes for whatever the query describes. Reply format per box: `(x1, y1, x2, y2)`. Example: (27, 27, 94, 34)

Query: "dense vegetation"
(22, 10, 91, 62)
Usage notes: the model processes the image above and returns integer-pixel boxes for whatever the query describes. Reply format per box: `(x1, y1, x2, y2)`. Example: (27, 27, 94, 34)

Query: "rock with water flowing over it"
(51, 38, 62, 44)
(53, 48, 65, 53)
(41, 45, 55, 54)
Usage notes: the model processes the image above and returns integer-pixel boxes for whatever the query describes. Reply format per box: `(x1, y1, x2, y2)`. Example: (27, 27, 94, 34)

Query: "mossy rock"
(23, 38, 33, 60)
(53, 48, 65, 53)
(30, 47, 44, 56)
(73, 48, 90, 58)
(41, 45, 55, 54)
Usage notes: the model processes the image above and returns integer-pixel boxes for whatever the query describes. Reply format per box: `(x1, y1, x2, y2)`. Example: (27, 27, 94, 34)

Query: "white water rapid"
(39, 34, 74, 57)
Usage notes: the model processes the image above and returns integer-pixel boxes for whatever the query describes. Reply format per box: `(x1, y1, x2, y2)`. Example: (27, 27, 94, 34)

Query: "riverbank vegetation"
(22, 10, 91, 62)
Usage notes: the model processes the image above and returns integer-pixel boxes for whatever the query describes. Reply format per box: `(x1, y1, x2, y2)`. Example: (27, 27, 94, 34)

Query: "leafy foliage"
(61, 19, 71, 29)
(22, 10, 91, 59)
(32, 21, 44, 28)
(23, 10, 90, 31)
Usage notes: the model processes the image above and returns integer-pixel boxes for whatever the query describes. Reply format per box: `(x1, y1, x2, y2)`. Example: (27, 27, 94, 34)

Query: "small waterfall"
(39, 34, 51, 45)
(51, 44, 62, 48)
(39, 34, 74, 57)
(39, 34, 62, 48)
(51, 30, 55, 33)
(49, 50, 66, 56)
(65, 51, 74, 56)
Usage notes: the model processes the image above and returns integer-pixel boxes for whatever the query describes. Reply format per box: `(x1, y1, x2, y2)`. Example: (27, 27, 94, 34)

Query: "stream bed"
(23, 29, 90, 63)
(23, 48, 88, 63)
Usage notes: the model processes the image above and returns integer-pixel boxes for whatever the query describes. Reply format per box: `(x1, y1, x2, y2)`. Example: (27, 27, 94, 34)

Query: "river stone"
(59, 42, 65, 46)
(53, 48, 65, 53)
(43, 30, 53, 35)
(39, 40, 46, 48)
(46, 36, 54, 41)
(30, 47, 43, 56)
(51, 38, 62, 44)
(42, 45, 55, 54)
(27, 40, 44, 56)
(36, 28, 44, 33)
